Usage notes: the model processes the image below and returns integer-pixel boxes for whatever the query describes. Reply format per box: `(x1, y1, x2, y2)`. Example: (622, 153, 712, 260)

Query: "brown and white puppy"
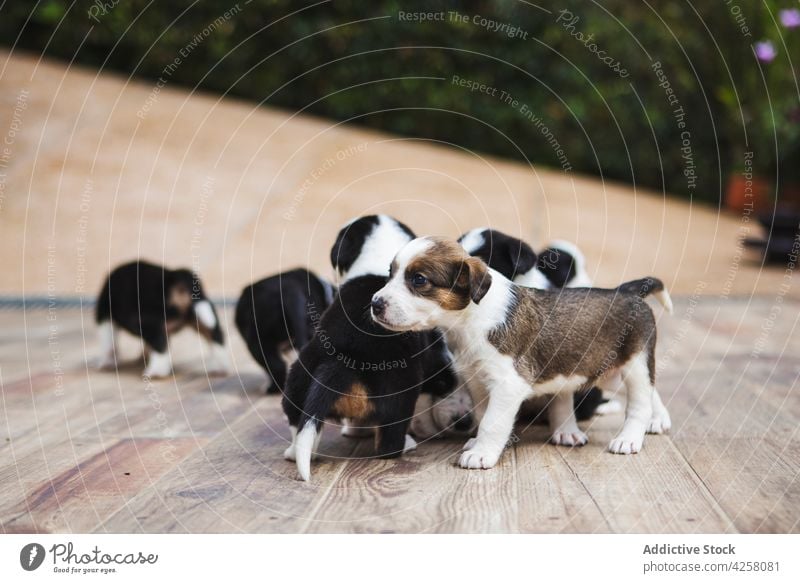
(459, 228, 624, 422)
(371, 237, 672, 468)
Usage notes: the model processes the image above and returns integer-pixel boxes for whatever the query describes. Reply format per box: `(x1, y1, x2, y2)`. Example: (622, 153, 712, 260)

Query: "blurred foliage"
(2, 0, 798, 202)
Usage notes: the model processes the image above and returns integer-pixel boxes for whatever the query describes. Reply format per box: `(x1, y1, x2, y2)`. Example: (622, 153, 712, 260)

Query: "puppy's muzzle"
(371, 295, 387, 318)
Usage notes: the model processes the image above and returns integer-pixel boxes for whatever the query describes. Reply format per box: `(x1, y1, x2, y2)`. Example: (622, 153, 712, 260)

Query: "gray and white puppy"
(371, 237, 673, 469)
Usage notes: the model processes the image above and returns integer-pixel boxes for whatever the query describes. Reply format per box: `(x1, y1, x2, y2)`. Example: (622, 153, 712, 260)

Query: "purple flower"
(780, 8, 800, 28)
(755, 40, 777, 62)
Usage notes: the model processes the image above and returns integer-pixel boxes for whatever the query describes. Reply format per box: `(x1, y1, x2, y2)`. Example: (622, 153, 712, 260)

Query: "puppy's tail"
(616, 277, 673, 315)
(294, 419, 318, 482)
(295, 378, 339, 482)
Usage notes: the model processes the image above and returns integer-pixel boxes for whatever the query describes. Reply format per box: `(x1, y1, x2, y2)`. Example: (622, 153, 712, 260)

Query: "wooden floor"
(1, 295, 798, 534)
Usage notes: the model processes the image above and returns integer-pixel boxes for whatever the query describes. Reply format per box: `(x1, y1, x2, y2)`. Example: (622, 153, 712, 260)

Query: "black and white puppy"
(372, 237, 673, 469)
(330, 215, 472, 440)
(235, 268, 335, 393)
(459, 228, 551, 288)
(96, 260, 228, 378)
(536, 239, 593, 288)
(282, 215, 465, 481)
(458, 228, 592, 289)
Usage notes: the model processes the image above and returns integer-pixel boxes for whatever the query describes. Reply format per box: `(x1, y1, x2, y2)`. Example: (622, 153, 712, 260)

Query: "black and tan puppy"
(282, 215, 463, 481)
(96, 260, 228, 378)
(282, 273, 429, 481)
(235, 268, 334, 393)
(372, 237, 673, 468)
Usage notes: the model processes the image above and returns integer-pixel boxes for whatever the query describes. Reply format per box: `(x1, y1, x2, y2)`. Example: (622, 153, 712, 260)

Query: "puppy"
(459, 228, 617, 423)
(331, 215, 473, 439)
(537, 239, 593, 288)
(96, 260, 228, 378)
(372, 237, 673, 469)
(459, 229, 593, 290)
(459, 228, 550, 288)
(282, 273, 427, 481)
(282, 215, 465, 481)
(235, 268, 335, 393)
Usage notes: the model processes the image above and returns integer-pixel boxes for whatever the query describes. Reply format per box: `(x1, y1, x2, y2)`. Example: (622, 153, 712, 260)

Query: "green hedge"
(3, 0, 797, 203)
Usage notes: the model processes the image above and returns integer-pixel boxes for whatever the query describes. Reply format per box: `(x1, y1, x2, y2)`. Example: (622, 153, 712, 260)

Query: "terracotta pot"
(725, 173, 772, 215)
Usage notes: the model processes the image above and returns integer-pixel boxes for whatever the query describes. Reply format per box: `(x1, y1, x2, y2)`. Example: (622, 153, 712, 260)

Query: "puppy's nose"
(453, 414, 473, 432)
(371, 296, 387, 317)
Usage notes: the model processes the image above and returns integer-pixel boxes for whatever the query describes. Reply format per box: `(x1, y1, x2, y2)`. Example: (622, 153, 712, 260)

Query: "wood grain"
(1, 437, 108, 533)
(2, 437, 199, 533)
(1, 298, 798, 533)
(513, 423, 611, 533)
(304, 437, 518, 533)
(96, 403, 358, 533)
(555, 424, 737, 533)
(673, 437, 800, 533)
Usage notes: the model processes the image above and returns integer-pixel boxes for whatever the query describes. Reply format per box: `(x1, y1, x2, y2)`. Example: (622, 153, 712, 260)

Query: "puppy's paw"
(403, 434, 417, 453)
(143, 368, 171, 380)
(143, 353, 172, 379)
(550, 429, 588, 447)
(608, 434, 644, 455)
(283, 444, 296, 461)
(647, 409, 672, 434)
(462, 437, 477, 451)
(96, 355, 117, 371)
(458, 446, 501, 469)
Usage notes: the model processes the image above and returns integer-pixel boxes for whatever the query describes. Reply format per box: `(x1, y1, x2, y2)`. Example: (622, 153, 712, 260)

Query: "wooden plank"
(675, 437, 800, 533)
(1, 371, 133, 459)
(654, 297, 800, 438)
(0, 437, 109, 533)
(304, 435, 518, 534)
(95, 401, 358, 533)
(554, 424, 736, 533)
(658, 362, 798, 438)
(0, 298, 796, 534)
(91, 372, 262, 440)
(0, 309, 89, 385)
(1, 437, 198, 533)
(1, 312, 254, 456)
(513, 422, 611, 533)
(0, 365, 207, 459)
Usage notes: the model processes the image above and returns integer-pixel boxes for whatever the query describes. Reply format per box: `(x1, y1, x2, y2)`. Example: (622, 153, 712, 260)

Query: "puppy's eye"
(411, 273, 428, 287)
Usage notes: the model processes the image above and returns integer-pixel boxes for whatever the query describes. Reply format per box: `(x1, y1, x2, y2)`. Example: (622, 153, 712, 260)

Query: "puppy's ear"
(465, 257, 491, 304)
(329, 228, 352, 275)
